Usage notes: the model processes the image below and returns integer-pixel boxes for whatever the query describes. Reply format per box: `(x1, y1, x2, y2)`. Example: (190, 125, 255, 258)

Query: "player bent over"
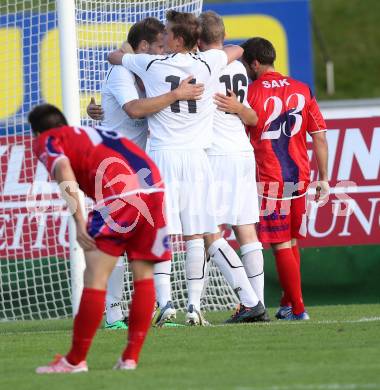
(109, 10, 266, 325)
(30, 104, 171, 373)
(241, 38, 329, 320)
(198, 11, 268, 322)
(86, 18, 204, 329)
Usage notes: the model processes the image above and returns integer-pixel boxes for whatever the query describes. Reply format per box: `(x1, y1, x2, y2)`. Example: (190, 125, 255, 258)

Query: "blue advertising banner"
(0, 1, 313, 135)
(205, 0, 314, 89)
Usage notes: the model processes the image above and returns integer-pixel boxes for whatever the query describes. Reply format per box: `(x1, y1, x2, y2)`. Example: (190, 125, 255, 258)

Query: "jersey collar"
(258, 71, 284, 80)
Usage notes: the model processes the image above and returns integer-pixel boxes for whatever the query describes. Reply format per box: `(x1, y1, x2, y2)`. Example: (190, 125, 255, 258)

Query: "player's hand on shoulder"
(214, 89, 242, 115)
(75, 217, 97, 251)
(87, 97, 104, 120)
(174, 75, 204, 101)
(315, 180, 330, 202)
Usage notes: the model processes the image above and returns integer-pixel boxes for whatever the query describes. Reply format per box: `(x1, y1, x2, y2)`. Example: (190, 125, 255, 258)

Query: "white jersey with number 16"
(207, 60, 253, 155)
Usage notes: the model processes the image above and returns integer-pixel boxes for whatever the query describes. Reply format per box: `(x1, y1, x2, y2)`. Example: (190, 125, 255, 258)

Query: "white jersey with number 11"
(122, 49, 228, 150)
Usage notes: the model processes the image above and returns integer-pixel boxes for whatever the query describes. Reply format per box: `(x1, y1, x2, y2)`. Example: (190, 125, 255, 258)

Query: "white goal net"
(0, 0, 238, 321)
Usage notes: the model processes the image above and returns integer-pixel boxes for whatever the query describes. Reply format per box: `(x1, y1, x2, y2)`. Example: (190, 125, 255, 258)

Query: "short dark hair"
(166, 10, 200, 50)
(241, 37, 276, 66)
(127, 17, 165, 50)
(28, 104, 68, 134)
(198, 11, 225, 45)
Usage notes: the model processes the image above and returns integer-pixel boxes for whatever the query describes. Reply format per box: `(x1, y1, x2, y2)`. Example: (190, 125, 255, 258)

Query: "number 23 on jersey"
(261, 93, 305, 140)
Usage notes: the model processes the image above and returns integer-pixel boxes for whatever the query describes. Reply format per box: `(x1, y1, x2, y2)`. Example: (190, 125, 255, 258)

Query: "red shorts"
(87, 191, 171, 261)
(257, 196, 307, 244)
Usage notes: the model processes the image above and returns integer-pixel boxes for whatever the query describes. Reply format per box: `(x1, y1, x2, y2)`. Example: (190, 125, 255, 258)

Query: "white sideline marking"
(0, 329, 68, 336)
(236, 384, 380, 390)
(316, 317, 380, 324)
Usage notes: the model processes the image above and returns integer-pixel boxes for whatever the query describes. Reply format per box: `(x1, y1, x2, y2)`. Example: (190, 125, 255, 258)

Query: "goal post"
(0, 0, 239, 321)
(56, 0, 87, 316)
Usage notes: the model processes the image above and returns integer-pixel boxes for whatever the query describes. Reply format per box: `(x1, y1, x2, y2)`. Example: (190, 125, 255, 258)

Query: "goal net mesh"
(0, 0, 238, 321)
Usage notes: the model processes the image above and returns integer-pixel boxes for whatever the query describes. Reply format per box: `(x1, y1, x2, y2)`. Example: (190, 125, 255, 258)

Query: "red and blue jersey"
(33, 125, 164, 204)
(247, 71, 326, 199)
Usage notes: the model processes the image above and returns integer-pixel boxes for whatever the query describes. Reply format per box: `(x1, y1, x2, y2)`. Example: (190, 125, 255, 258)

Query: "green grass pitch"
(1, 304, 379, 390)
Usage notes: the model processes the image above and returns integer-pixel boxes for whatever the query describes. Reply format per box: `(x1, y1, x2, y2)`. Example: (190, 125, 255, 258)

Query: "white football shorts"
(150, 149, 219, 236)
(208, 152, 260, 226)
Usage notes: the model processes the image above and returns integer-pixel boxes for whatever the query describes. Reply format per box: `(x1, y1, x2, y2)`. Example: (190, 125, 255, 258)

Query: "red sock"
(66, 288, 106, 365)
(280, 244, 301, 307)
(275, 248, 304, 315)
(292, 243, 301, 269)
(122, 278, 155, 363)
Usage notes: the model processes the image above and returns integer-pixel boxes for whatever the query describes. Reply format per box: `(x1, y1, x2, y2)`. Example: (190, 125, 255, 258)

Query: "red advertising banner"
(0, 117, 379, 260)
(0, 136, 70, 260)
(302, 117, 380, 247)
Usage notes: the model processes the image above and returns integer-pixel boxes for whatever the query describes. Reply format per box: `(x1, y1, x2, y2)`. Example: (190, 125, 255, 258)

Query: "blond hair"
(198, 11, 225, 45)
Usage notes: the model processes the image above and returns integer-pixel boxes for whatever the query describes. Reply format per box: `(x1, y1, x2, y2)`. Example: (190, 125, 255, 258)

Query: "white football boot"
(185, 304, 210, 326)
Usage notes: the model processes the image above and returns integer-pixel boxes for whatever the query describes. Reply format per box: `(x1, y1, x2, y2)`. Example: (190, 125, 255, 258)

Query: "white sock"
(106, 256, 125, 323)
(208, 238, 259, 308)
(185, 239, 206, 311)
(241, 242, 265, 306)
(154, 260, 172, 308)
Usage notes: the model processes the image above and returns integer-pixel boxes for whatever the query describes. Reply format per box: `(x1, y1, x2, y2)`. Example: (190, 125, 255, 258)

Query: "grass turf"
(1, 304, 379, 390)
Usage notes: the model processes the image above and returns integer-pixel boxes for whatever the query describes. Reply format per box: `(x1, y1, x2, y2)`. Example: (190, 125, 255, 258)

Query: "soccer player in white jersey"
(87, 18, 204, 329)
(109, 10, 266, 324)
(198, 11, 268, 321)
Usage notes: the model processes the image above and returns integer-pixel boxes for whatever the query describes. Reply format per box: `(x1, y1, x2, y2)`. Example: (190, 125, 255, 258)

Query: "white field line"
(313, 317, 380, 324)
(1, 317, 380, 336)
(0, 329, 70, 336)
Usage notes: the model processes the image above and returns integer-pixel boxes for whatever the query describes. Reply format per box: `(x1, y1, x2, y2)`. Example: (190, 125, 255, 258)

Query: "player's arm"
(108, 42, 134, 65)
(222, 45, 244, 65)
(53, 158, 96, 251)
(311, 131, 329, 202)
(307, 96, 329, 201)
(124, 76, 204, 119)
(214, 89, 258, 126)
(108, 49, 126, 65)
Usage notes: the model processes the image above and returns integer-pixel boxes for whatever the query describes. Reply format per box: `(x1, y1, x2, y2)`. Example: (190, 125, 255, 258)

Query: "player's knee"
(131, 260, 154, 281)
(84, 267, 108, 290)
(271, 241, 292, 252)
(204, 232, 221, 249)
(184, 234, 204, 242)
(233, 224, 258, 245)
